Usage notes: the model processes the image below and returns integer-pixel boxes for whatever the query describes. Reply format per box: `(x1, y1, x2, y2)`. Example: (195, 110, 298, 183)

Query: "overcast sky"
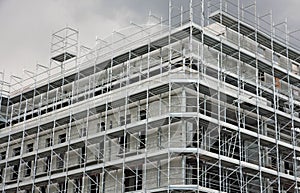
(0, 0, 300, 83)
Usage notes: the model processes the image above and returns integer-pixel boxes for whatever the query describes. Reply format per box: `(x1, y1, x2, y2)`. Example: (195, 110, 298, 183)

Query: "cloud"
(0, 0, 299, 82)
(0, 0, 156, 81)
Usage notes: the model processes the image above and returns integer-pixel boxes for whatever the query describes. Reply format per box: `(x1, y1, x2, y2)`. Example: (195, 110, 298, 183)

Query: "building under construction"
(1, 0, 300, 192)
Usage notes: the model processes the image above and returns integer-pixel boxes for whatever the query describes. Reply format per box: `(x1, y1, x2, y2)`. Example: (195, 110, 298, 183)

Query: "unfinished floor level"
(1, 0, 300, 192)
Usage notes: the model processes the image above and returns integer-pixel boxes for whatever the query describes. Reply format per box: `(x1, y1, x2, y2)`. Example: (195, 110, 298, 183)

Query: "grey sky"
(0, 0, 299, 82)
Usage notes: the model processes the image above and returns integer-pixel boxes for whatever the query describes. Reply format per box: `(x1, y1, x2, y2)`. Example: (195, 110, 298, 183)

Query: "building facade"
(1, 1, 300, 192)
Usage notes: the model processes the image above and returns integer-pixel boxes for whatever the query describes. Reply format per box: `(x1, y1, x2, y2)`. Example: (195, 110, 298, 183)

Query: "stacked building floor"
(1, 0, 300, 192)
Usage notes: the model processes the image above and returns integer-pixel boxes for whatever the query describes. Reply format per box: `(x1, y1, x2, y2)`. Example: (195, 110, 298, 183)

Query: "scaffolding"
(1, 0, 300, 192)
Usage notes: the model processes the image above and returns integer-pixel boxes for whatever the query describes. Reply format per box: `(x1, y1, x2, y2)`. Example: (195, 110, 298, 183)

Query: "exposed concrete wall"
(67, 150, 80, 167)
(159, 157, 184, 187)
(105, 169, 123, 193)
(144, 162, 158, 190)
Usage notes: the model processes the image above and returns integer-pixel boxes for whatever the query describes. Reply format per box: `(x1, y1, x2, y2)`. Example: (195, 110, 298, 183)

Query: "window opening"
(12, 165, 19, 180)
(140, 110, 147, 120)
(13, 147, 21, 156)
(59, 133, 66, 143)
(124, 169, 142, 192)
(119, 135, 129, 154)
(27, 143, 34, 152)
(46, 138, 53, 147)
(25, 161, 32, 177)
(139, 132, 146, 149)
